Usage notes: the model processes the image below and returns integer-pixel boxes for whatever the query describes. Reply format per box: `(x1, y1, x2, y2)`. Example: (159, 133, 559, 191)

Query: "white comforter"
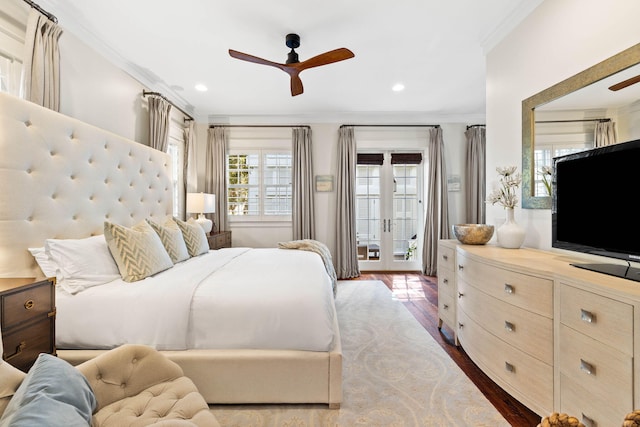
(55, 248, 336, 351)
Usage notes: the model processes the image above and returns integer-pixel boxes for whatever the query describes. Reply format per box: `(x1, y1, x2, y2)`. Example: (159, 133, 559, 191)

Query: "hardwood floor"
(355, 272, 542, 427)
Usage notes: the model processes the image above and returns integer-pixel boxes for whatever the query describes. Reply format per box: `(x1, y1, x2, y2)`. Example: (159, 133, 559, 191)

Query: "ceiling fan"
(229, 33, 354, 96)
(608, 73, 640, 91)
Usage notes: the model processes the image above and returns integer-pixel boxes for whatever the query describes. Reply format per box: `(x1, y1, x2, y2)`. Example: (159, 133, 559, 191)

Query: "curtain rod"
(22, 0, 57, 23)
(535, 118, 611, 124)
(340, 124, 440, 129)
(142, 90, 194, 122)
(466, 124, 485, 129)
(209, 124, 311, 129)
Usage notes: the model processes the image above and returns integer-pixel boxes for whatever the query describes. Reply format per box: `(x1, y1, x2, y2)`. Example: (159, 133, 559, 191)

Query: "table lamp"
(186, 193, 216, 233)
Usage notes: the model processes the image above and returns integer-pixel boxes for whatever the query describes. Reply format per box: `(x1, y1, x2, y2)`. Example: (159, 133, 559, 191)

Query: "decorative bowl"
(452, 224, 494, 245)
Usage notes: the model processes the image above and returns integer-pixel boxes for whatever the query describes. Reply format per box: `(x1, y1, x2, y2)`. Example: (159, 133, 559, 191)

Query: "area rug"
(209, 280, 509, 426)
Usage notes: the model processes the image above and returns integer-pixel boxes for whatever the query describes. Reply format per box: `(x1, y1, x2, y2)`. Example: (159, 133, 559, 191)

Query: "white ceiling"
(39, 0, 542, 122)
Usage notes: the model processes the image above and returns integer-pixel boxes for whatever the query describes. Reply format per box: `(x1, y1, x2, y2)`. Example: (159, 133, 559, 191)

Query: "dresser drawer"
(438, 287, 455, 328)
(559, 324, 632, 410)
(559, 284, 633, 355)
(457, 308, 553, 415)
(458, 278, 553, 364)
(438, 243, 455, 271)
(456, 253, 553, 316)
(2, 317, 55, 372)
(561, 373, 630, 427)
(1, 280, 54, 329)
(437, 266, 455, 298)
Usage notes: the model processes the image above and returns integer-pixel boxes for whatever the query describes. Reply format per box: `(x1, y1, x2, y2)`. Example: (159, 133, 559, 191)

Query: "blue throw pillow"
(0, 354, 96, 427)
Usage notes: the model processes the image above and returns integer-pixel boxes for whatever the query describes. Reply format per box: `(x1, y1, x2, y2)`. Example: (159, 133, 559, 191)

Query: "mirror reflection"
(533, 63, 640, 197)
(521, 43, 640, 209)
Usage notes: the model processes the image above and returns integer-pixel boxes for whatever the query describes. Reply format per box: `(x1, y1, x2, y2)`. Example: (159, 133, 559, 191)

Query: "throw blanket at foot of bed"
(278, 239, 338, 297)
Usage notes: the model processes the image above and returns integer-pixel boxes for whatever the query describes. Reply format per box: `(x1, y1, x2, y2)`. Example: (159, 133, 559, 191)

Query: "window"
(0, 54, 22, 96)
(167, 115, 186, 218)
(227, 150, 292, 221)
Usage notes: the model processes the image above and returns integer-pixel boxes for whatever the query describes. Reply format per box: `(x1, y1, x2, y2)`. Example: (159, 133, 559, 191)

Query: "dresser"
(0, 278, 56, 372)
(436, 242, 457, 344)
(207, 230, 232, 250)
(438, 240, 640, 425)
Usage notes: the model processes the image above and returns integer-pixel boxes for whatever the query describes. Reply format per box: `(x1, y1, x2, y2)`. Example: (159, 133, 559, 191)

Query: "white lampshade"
(186, 193, 215, 233)
(187, 193, 215, 214)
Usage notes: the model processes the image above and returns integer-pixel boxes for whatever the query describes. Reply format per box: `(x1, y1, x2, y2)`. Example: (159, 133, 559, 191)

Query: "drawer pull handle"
(504, 321, 515, 332)
(443, 304, 449, 310)
(458, 265, 464, 271)
(458, 292, 464, 299)
(442, 254, 448, 261)
(5, 341, 26, 361)
(24, 299, 34, 310)
(580, 309, 596, 323)
(580, 359, 595, 376)
(504, 362, 515, 373)
(581, 413, 596, 427)
(443, 278, 448, 284)
(458, 322, 464, 329)
(504, 284, 514, 294)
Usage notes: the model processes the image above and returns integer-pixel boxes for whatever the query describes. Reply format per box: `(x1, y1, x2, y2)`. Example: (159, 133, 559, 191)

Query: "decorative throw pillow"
(0, 354, 96, 427)
(104, 220, 173, 282)
(174, 218, 209, 257)
(146, 217, 190, 264)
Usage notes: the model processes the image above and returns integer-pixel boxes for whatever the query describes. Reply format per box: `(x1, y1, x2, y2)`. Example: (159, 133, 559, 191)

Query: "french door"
(356, 151, 423, 271)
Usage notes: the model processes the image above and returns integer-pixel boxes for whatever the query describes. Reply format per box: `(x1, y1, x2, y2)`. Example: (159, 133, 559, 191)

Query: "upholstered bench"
(0, 343, 219, 427)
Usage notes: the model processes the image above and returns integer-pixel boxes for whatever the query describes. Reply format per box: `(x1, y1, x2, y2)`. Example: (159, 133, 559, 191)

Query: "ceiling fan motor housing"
(286, 33, 300, 64)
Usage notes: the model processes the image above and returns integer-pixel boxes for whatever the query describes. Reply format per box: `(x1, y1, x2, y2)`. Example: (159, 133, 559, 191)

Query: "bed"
(0, 92, 342, 408)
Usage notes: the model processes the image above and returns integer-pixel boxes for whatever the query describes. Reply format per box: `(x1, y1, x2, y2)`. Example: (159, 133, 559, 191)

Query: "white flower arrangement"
(486, 166, 522, 209)
(539, 165, 552, 196)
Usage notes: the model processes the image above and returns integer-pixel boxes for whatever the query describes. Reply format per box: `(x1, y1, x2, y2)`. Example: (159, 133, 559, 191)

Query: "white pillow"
(27, 247, 57, 277)
(44, 235, 121, 295)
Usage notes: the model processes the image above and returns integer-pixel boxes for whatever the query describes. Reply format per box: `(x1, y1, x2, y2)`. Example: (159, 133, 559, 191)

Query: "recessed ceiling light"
(392, 83, 405, 92)
(195, 84, 208, 92)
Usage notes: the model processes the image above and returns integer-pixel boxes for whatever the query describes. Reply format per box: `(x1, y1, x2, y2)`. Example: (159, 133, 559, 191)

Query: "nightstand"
(0, 278, 56, 372)
(208, 230, 232, 250)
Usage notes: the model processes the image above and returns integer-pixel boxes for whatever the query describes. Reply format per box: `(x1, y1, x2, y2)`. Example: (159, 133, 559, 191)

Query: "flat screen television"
(552, 138, 640, 282)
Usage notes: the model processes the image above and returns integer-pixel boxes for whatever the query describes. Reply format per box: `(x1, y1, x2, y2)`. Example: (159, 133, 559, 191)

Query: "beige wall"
(486, 0, 640, 250)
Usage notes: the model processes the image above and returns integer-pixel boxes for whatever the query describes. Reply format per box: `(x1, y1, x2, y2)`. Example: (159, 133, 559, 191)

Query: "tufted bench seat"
(0, 342, 219, 426)
(75, 344, 219, 426)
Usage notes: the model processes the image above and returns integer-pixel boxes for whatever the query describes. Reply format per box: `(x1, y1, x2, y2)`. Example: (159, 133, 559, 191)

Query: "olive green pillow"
(104, 220, 173, 282)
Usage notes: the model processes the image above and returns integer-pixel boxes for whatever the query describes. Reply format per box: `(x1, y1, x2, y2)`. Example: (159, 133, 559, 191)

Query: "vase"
(497, 208, 526, 249)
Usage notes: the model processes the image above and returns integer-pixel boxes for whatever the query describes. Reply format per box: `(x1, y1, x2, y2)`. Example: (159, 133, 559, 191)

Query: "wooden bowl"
(452, 224, 494, 245)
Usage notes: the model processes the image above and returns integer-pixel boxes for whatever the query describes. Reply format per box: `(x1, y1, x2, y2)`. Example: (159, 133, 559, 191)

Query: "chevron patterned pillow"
(146, 217, 190, 264)
(104, 220, 174, 282)
(174, 218, 209, 257)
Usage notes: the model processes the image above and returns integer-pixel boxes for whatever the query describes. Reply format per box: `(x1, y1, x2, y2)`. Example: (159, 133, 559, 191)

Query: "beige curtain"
(292, 127, 315, 240)
(148, 96, 171, 152)
(205, 127, 229, 233)
(464, 126, 486, 223)
(594, 120, 617, 147)
(335, 126, 360, 279)
(184, 120, 197, 193)
(22, 9, 63, 111)
(422, 127, 450, 276)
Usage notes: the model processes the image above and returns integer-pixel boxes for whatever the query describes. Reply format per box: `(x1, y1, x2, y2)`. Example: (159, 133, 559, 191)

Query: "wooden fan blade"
(229, 49, 285, 70)
(608, 74, 640, 91)
(290, 73, 304, 96)
(297, 48, 355, 71)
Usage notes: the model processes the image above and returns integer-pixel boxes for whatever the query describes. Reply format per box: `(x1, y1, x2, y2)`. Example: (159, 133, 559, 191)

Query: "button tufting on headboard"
(0, 92, 173, 278)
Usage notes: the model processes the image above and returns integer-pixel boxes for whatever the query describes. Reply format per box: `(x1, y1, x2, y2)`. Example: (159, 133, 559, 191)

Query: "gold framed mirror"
(521, 43, 640, 209)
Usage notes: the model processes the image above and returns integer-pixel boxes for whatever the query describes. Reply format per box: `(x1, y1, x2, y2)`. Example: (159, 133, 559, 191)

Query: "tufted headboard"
(0, 92, 173, 278)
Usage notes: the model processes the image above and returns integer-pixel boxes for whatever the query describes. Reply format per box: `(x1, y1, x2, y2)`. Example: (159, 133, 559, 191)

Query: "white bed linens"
(55, 248, 336, 352)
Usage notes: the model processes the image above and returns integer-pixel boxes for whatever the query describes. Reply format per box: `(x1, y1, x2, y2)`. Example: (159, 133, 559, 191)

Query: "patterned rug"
(209, 280, 509, 427)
